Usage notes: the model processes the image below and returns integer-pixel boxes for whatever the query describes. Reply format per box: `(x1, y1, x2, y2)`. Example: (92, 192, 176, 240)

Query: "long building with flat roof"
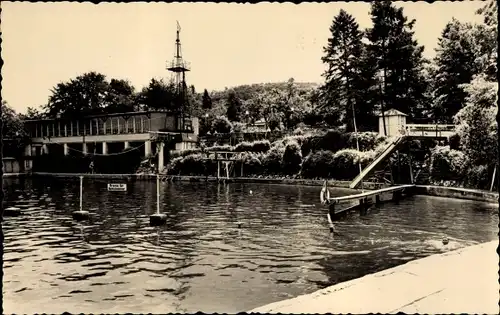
(22, 110, 199, 172)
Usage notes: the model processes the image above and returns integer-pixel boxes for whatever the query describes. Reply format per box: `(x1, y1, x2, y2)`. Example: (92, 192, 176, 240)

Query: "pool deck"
(249, 240, 499, 314)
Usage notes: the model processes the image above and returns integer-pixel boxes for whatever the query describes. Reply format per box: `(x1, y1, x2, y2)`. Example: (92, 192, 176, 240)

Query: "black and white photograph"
(1, 1, 498, 313)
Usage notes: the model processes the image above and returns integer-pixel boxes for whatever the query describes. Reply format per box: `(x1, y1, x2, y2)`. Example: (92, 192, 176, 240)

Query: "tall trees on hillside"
(2, 101, 28, 156)
(430, 20, 478, 123)
(366, 1, 429, 122)
(430, 0, 497, 124)
(136, 78, 177, 111)
(2, 101, 26, 139)
(45, 72, 110, 118)
(452, 0, 498, 179)
(321, 9, 378, 131)
(202, 89, 212, 110)
(474, 0, 498, 81)
(44, 72, 140, 118)
(226, 92, 243, 122)
(105, 79, 136, 113)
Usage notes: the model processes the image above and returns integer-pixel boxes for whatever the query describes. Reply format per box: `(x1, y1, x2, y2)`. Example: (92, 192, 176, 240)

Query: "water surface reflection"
(3, 177, 497, 313)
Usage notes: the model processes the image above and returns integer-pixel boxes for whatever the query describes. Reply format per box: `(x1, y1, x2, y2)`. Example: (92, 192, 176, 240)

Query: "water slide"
(349, 136, 404, 189)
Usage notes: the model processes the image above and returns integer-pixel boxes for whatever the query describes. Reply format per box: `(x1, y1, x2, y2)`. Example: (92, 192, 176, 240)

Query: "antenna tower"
(167, 21, 191, 114)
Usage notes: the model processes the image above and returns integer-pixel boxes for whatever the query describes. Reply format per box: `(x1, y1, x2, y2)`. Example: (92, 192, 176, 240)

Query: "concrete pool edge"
(248, 240, 500, 314)
(16, 172, 500, 204)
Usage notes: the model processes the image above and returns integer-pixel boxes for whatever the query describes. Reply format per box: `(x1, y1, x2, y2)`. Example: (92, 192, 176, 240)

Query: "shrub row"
(428, 145, 493, 190)
(165, 140, 381, 180)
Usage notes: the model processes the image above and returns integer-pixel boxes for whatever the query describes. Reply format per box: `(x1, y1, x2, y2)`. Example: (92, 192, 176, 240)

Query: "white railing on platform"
(404, 124, 455, 138)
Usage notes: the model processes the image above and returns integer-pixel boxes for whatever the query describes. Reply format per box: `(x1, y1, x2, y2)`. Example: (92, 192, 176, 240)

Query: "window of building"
(112, 118, 119, 134)
(127, 119, 134, 133)
(105, 119, 112, 135)
(72, 121, 79, 136)
(135, 116, 142, 133)
(142, 117, 150, 132)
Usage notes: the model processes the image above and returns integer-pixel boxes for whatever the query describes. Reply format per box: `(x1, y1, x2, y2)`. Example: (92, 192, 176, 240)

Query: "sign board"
(107, 183, 127, 192)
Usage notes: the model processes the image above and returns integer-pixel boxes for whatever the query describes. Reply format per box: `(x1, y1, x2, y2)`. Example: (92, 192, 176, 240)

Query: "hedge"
(429, 146, 467, 182)
(282, 140, 302, 174)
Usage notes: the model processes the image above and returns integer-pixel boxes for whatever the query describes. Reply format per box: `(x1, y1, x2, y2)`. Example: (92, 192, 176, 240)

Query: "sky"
(1, 1, 485, 114)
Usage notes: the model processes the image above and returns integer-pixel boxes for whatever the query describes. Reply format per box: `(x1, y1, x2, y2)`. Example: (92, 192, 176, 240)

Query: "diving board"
(349, 136, 404, 189)
(321, 184, 416, 227)
(327, 184, 415, 204)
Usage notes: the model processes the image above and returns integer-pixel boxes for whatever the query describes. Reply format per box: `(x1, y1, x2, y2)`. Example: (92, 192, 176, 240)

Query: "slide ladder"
(349, 136, 404, 189)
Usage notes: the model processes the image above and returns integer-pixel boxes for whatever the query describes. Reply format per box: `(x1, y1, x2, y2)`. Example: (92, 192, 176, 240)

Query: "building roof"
(378, 109, 408, 117)
(22, 110, 194, 123)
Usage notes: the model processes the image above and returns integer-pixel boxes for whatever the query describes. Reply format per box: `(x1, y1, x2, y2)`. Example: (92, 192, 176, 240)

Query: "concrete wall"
(415, 185, 499, 204)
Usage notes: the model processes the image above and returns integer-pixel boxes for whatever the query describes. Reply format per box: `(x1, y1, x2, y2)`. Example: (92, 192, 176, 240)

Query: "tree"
(454, 75, 498, 167)
(202, 89, 212, 110)
(226, 92, 242, 122)
(22, 106, 44, 120)
(366, 1, 429, 122)
(105, 79, 136, 113)
(320, 10, 374, 131)
(430, 19, 478, 123)
(44, 71, 110, 118)
(474, 0, 498, 81)
(1, 101, 28, 157)
(184, 84, 203, 117)
(136, 78, 177, 111)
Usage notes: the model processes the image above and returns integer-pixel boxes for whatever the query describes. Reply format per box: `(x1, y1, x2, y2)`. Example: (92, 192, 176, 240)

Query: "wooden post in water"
(72, 175, 89, 220)
(150, 174, 167, 226)
(79, 175, 83, 211)
(397, 150, 401, 184)
(490, 165, 497, 192)
(216, 153, 220, 180)
(156, 174, 160, 214)
(327, 205, 335, 233)
(408, 145, 414, 184)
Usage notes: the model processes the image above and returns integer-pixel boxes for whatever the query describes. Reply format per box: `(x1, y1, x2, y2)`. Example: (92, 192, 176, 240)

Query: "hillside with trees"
(5, 0, 497, 190)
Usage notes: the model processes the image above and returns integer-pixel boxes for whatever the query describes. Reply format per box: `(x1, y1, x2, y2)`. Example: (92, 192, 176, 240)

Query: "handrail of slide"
(349, 136, 404, 189)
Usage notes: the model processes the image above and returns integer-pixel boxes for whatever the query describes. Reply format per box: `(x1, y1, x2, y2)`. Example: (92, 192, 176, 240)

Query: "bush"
(166, 153, 209, 176)
(301, 150, 335, 179)
(238, 152, 264, 176)
(207, 145, 233, 152)
(429, 146, 467, 182)
(234, 140, 271, 153)
(170, 148, 202, 159)
(231, 121, 245, 133)
(463, 164, 491, 190)
(346, 132, 384, 151)
(282, 140, 302, 174)
(315, 129, 349, 153)
(261, 143, 285, 174)
(448, 133, 461, 150)
(331, 149, 362, 180)
(212, 116, 233, 134)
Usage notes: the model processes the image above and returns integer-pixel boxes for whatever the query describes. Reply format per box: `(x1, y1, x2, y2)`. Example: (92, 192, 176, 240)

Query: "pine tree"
(202, 89, 212, 110)
(430, 19, 477, 123)
(320, 9, 376, 131)
(226, 92, 242, 122)
(366, 1, 429, 123)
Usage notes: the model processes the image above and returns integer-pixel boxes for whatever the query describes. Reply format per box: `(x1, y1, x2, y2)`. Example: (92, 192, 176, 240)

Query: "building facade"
(22, 111, 199, 171)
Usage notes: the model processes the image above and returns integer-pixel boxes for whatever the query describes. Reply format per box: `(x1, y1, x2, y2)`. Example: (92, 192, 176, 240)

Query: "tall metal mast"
(167, 21, 190, 115)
